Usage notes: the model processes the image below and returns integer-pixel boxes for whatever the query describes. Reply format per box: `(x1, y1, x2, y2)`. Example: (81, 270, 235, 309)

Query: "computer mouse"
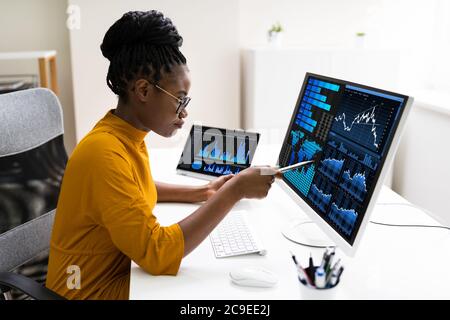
(229, 266, 278, 288)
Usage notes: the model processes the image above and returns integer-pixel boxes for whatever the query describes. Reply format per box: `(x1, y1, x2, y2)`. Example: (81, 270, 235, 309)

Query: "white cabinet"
(393, 94, 450, 226)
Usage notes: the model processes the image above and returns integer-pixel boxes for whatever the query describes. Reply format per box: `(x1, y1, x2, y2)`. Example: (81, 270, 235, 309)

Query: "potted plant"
(267, 22, 284, 46)
(355, 32, 366, 49)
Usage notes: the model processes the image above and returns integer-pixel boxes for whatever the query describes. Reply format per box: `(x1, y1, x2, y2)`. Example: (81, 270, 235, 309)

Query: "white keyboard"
(209, 210, 266, 258)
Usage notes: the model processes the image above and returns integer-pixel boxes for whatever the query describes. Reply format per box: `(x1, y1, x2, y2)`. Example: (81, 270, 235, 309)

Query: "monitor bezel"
(176, 124, 261, 178)
(276, 72, 414, 256)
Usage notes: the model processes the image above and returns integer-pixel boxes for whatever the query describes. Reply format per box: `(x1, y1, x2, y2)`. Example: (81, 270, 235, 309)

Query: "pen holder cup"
(298, 266, 340, 299)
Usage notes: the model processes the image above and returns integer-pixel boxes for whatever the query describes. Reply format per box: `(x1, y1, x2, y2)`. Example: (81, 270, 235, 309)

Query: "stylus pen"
(278, 160, 314, 173)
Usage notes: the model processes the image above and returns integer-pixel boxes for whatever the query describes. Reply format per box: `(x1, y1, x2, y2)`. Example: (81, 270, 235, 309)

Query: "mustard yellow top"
(46, 110, 184, 300)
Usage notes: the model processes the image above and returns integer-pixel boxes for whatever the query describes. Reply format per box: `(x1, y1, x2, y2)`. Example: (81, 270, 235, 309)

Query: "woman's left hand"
(204, 174, 235, 200)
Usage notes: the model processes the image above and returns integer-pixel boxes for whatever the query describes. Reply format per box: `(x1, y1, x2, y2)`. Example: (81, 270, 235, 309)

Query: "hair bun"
(101, 10, 183, 61)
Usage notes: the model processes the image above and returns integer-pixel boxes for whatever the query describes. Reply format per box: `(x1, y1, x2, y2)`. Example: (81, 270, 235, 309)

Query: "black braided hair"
(100, 10, 186, 100)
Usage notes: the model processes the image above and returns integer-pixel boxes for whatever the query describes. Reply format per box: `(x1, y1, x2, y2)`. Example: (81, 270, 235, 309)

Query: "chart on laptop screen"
(177, 125, 260, 178)
(278, 74, 407, 245)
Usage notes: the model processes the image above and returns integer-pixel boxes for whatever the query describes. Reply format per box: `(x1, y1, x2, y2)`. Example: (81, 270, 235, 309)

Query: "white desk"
(130, 147, 450, 300)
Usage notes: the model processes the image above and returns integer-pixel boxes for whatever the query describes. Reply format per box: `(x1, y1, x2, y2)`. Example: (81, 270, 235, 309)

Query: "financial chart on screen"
(278, 74, 408, 245)
(177, 125, 260, 178)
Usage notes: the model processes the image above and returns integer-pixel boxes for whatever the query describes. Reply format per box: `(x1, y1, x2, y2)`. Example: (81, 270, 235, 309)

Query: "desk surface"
(130, 146, 450, 300)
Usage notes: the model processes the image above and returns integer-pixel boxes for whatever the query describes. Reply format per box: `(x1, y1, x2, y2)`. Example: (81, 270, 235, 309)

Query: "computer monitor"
(277, 73, 413, 256)
(177, 124, 260, 181)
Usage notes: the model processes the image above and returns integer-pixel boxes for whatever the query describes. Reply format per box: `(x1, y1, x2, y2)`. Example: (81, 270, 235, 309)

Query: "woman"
(46, 10, 279, 300)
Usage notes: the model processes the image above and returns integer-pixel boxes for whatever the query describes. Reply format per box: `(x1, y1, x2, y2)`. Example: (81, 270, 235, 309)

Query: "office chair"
(0, 88, 67, 300)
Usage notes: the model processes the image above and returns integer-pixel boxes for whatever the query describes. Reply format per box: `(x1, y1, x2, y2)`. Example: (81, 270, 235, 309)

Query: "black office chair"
(0, 88, 67, 300)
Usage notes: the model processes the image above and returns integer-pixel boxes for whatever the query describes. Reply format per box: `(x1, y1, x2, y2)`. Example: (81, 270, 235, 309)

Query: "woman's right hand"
(229, 166, 281, 200)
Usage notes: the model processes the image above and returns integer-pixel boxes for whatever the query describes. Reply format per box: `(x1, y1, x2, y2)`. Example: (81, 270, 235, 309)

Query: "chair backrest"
(0, 88, 67, 272)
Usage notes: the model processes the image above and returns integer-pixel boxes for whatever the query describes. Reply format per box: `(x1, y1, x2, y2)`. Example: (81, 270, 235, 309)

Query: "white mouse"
(229, 266, 278, 288)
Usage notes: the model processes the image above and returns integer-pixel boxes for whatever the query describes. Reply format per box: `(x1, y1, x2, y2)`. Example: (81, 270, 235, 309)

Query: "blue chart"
(289, 138, 322, 165)
(298, 139, 322, 162)
(308, 174, 333, 213)
(339, 161, 368, 202)
(331, 87, 398, 153)
(327, 191, 359, 236)
(291, 130, 305, 148)
(328, 133, 379, 171)
(235, 140, 248, 164)
(198, 141, 249, 164)
(295, 78, 340, 133)
(284, 164, 316, 197)
(317, 147, 345, 182)
(203, 163, 240, 175)
(329, 204, 357, 237)
(319, 158, 344, 183)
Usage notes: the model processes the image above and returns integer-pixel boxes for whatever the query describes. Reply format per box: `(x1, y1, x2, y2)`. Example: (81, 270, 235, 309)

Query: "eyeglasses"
(154, 84, 191, 115)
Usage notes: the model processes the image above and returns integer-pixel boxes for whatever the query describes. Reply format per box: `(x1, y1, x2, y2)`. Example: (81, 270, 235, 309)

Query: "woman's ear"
(134, 79, 153, 102)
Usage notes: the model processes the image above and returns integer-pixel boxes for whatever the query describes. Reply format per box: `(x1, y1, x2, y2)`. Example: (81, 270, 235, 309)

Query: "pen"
(308, 253, 315, 285)
(278, 160, 314, 173)
(325, 248, 335, 275)
(290, 251, 299, 265)
(328, 266, 344, 287)
(290, 251, 313, 286)
(326, 259, 341, 286)
(336, 266, 344, 283)
(320, 247, 329, 269)
(328, 270, 339, 287)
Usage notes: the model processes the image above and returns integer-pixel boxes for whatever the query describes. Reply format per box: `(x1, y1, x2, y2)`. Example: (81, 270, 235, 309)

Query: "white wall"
(68, 0, 240, 148)
(238, 0, 378, 49)
(238, 0, 450, 95)
(0, 0, 76, 154)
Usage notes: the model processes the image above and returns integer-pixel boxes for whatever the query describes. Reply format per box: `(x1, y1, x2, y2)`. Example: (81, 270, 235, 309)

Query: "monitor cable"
(371, 202, 450, 231)
(281, 202, 449, 249)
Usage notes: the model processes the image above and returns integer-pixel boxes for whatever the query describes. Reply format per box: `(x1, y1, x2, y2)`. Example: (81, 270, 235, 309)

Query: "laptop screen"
(177, 125, 260, 178)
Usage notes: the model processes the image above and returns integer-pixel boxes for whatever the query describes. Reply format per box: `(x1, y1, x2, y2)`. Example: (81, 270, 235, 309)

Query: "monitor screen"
(177, 125, 260, 178)
(278, 73, 411, 247)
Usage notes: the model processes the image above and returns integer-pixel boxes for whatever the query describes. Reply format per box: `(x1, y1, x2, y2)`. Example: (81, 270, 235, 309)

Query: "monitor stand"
(281, 219, 336, 248)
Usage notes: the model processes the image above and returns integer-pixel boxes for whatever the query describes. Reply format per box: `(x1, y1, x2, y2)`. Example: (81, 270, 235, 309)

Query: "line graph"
(339, 160, 371, 202)
(328, 203, 358, 237)
(331, 88, 398, 153)
(328, 133, 379, 171)
(308, 173, 334, 213)
(334, 105, 380, 148)
(327, 190, 360, 237)
(317, 146, 345, 182)
(309, 184, 332, 213)
(319, 158, 344, 182)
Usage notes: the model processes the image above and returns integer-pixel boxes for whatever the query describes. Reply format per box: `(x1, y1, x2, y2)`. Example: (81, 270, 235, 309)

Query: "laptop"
(176, 124, 260, 180)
